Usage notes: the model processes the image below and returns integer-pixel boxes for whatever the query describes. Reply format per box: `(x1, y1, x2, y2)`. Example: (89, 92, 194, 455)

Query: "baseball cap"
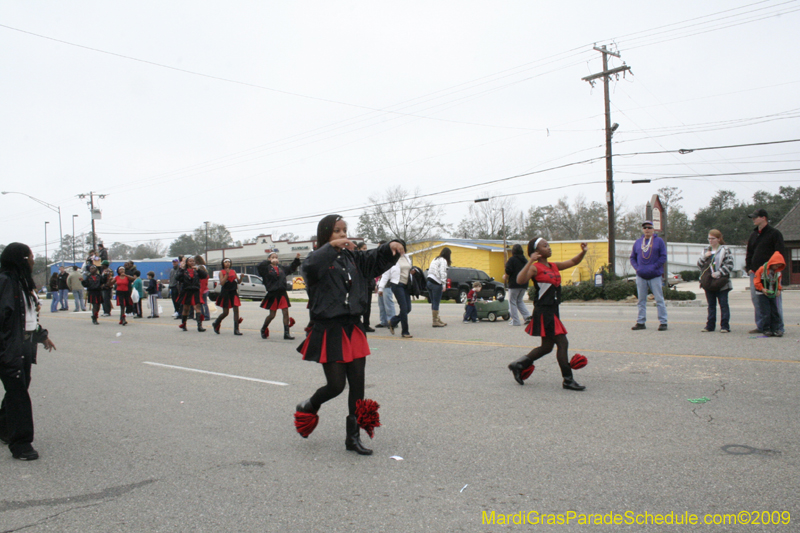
(642, 220, 654, 228)
(748, 208, 768, 219)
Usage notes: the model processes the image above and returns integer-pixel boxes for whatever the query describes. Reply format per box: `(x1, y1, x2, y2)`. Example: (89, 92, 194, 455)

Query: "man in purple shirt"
(630, 221, 668, 331)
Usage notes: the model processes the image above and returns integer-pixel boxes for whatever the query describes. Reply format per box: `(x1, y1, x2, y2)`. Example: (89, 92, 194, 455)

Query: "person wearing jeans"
(377, 265, 398, 328)
(630, 221, 668, 331)
(67, 266, 86, 312)
(697, 230, 733, 333)
(48, 272, 60, 313)
(505, 244, 531, 326)
(57, 266, 69, 310)
(388, 252, 413, 338)
(426, 247, 450, 327)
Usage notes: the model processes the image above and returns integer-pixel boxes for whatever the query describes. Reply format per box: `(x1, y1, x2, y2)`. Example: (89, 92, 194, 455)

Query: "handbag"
(131, 289, 140, 303)
(699, 252, 729, 292)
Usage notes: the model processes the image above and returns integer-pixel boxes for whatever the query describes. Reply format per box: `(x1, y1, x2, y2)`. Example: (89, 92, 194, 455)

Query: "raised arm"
(554, 243, 588, 271)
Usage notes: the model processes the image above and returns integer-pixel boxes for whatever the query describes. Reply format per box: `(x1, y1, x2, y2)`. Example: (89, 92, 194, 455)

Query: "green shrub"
(679, 269, 701, 282)
(662, 287, 696, 300)
(603, 280, 637, 300)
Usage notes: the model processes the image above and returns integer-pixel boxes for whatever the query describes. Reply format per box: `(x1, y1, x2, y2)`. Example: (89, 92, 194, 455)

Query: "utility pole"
(582, 45, 631, 275)
(77, 192, 107, 251)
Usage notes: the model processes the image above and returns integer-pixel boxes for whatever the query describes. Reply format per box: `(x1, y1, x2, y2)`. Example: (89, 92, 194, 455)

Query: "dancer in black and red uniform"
(507, 238, 588, 391)
(294, 215, 403, 455)
(82, 265, 104, 324)
(258, 252, 301, 340)
(212, 258, 243, 335)
(113, 266, 135, 326)
(176, 256, 208, 332)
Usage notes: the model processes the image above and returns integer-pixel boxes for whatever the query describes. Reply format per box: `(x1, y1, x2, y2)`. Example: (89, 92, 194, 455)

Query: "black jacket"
(258, 257, 301, 292)
(303, 242, 399, 321)
(745, 224, 787, 273)
(406, 266, 426, 298)
(82, 274, 104, 292)
(505, 254, 529, 289)
(57, 271, 69, 291)
(0, 273, 38, 375)
(176, 268, 207, 292)
(49, 274, 58, 292)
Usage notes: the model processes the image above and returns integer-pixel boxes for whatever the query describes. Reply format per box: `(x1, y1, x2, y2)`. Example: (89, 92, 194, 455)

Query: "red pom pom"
(570, 354, 587, 370)
(288, 317, 296, 327)
(354, 399, 381, 439)
(238, 317, 244, 324)
(294, 411, 319, 438)
(521, 365, 535, 380)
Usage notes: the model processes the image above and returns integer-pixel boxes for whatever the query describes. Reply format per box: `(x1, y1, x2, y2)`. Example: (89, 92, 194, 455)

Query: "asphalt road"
(1, 288, 797, 532)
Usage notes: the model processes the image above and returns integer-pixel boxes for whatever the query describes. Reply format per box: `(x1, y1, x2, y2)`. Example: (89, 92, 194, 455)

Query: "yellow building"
(407, 239, 609, 284)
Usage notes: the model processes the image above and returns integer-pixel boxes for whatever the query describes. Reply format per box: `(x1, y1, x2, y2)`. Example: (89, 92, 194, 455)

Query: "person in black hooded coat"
(0, 243, 56, 461)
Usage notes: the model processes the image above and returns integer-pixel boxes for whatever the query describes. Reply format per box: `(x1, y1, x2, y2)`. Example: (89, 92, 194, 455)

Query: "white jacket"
(379, 265, 400, 291)
(427, 257, 448, 285)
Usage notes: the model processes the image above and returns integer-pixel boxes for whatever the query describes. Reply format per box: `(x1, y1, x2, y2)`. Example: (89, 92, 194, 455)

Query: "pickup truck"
(208, 272, 267, 301)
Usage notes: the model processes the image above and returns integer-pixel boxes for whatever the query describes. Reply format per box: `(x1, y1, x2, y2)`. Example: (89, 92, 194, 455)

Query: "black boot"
(296, 399, 317, 414)
(345, 415, 372, 455)
(179, 316, 188, 331)
(234, 323, 242, 336)
(92, 314, 98, 325)
(213, 318, 221, 334)
(508, 357, 531, 386)
(562, 376, 586, 391)
(196, 317, 206, 332)
(284, 325, 295, 340)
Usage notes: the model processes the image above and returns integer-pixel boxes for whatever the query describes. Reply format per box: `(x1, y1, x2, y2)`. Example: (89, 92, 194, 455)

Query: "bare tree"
(357, 186, 448, 243)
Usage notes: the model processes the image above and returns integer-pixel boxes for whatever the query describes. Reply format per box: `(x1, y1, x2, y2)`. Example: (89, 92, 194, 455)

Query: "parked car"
(142, 278, 170, 299)
(421, 267, 505, 303)
(208, 273, 267, 301)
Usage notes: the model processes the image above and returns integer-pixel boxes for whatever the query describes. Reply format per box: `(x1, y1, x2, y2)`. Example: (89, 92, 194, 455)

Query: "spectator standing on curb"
(57, 266, 69, 311)
(630, 221, 668, 331)
(67, 266, 86, 312)
(375, 241, 395, 328)
(426, 247, 450, 328)
(753, 251, 785, 337)
(100, 260, 113, 316)
(504, 244, 531, 327)
(48, 272, 60, 313)
(745, 208, 787, 334)
(145, 271, 160, 318)
(168, 258, 181, 319)
(697, 229, 733, 333)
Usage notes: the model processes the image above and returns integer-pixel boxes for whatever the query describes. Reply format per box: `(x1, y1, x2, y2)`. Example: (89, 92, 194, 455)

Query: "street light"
(44, 221, 50, 278)
(2, 191, 63, 266)
(72, 214, 79, 265)
(475, 198, 508, 285)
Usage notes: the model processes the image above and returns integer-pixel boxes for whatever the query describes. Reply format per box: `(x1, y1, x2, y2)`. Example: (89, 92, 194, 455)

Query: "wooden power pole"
(582, 45, 631, 275)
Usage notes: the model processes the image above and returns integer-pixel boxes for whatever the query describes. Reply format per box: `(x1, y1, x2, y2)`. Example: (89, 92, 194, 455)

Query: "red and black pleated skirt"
(297, 316, 370, 364)
(216, 290, 241, 309)
(177, 289, 202, 306)
(115, 290, 133, 307)
(261, 288, 290, 311)
(525, 304, 567, 337)
(87, 291, 103, 305)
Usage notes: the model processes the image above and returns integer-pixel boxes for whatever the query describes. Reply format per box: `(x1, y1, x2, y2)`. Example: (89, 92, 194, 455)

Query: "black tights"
(521, 335, 572, 378)
(218, 306, 239, 323)
(262, 308, 290, 330)
(309, 358, 366, 416)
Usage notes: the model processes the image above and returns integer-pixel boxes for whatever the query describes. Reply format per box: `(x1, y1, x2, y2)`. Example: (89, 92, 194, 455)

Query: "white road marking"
(143, 362, 289, 386)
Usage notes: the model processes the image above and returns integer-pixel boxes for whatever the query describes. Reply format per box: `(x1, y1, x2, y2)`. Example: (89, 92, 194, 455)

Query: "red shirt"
(115, 276, 130, 291)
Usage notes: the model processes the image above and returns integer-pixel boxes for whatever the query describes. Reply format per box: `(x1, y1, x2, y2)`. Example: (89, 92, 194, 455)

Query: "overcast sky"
(2, 0, 799, 257)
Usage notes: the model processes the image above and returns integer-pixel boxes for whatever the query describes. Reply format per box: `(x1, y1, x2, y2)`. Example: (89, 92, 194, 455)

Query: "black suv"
(423, 267, 505, 303)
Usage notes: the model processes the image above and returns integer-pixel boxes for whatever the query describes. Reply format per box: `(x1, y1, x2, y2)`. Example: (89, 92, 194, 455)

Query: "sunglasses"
(643, 226, 654, 230)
